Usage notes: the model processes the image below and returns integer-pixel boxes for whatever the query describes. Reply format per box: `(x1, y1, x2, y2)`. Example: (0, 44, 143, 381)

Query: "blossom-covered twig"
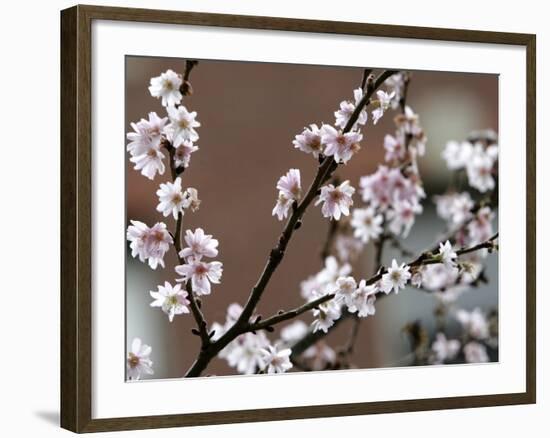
(161, 61, 212, 349)
(183, 70, 398, 377)
(290, 233, 499, 358)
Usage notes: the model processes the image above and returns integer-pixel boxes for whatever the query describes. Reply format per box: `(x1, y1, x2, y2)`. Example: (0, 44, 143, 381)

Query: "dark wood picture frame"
(60, 4, 536, 433)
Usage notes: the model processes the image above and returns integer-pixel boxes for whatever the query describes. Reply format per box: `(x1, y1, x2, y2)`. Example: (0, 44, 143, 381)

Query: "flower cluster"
(302, 256, 413, 334)
(156, 177, 200, 219)
(350, 105, 427, 242)
(442, 131, 498, 193)
(175, 228, 223, 296)
(427, 307, 494, 364)
(287, 79, 399, 223)
(126, 221, 172, 269)
(126, 69, 200, 180)
(278, 320, 336, 371)
(409, 237, 484, 303)
(125, 68, 223, 379)
(125, 66, 499, 379)
(212, 304, 293, 374)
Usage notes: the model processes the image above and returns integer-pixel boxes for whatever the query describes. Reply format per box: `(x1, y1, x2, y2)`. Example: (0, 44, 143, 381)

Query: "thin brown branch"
(185, 282, 211, 347)
(342, 316, 362, 356)
(320, 216, 339, 261)
(398, 72, 410, 113)
(249, 293, 335, 332)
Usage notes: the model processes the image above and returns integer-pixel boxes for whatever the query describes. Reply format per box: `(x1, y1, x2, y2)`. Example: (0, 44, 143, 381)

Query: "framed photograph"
(60, 4, 536, 433)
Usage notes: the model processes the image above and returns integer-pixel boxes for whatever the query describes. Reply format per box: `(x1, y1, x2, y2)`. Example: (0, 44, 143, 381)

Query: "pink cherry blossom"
(320, 125, 363, 164)
(175, 259, 223, 296)
(126, 220, 172, 269)
(315, 180, 355, 220)
(179, 228, 219, 261)
(293, 124, 324, 158)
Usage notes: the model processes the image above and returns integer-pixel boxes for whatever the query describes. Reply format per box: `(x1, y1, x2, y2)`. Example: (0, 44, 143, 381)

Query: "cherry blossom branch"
(183, 70, 399, 377)
(227, 70, 397, 331)
(158, 60, 213, 349)
(290, 233, 499, 359)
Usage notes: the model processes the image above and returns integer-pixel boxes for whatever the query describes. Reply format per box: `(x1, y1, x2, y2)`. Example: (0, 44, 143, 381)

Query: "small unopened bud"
(366, 73, 375, 88)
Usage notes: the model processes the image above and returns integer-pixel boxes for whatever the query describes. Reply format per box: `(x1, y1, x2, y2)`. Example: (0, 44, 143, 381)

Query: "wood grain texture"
(60, 4, 536, 433)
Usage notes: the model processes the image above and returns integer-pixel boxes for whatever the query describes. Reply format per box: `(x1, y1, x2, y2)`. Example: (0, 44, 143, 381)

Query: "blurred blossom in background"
(126, 57, 498, 379)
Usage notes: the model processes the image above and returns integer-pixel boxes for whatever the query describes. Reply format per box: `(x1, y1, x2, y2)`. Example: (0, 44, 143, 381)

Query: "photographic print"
(125, 57, 499, 380)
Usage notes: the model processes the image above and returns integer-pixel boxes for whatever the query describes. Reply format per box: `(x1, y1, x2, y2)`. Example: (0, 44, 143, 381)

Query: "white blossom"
(419, 264, 460, 293)
(179, 228, 219, 261)
(149, 281, 190, 322)
(441, 140, 473, 170)
(316, 180, 355, 220)
(380, 259, 411, 294)
(351, 207, 383, 244)
(127, 338, 153, 380)
(466, 149, 495, 192)
(127, 221, 172, 269)
(129, 143, 166, 180)
(175, 259, 223, 296)
(226, 332, 270, 374)
(148, 69, 183, 107)
(156, 177, 189, 219)
(360, 165, 424, 213)
(280, 320, 309, 345)
(260, 345, 293, 374)
(301, 256, 352, 301)
(293, 124, 324, 158)
(311, 290, 341, 333)
(463, 341, 489, 363)
(459, 261, 483, 283)
(387, 199, 422, 237)
(455, 308, 489, 340)
(334, 234, 364, 263)
(276, 168, 302, 201)
(302, 342, 337, 371)
(438, 240, 457, 267)
(173, 139, 199, 168)
(385, 73, 406, 108)
(126, 112, 167, 157)
(272, 193, 293, 221)
(395, 105, 420, 134)
(349, 279, 377, 317)
(430, 333, 460, 364)
(334, 88, 368, 129)
(166, 105, 200, 144)
(334, 276, 357, 309)
(467, 206, 494, 245)
(320, 124, 363, 164)
(433, 192, 473, 226)
(384, 133, 406, 162)
(372, 90, 395, 124)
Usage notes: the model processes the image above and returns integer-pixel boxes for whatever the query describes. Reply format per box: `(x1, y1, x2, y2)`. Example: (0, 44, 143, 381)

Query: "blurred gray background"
(125, 56, 498, 379)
